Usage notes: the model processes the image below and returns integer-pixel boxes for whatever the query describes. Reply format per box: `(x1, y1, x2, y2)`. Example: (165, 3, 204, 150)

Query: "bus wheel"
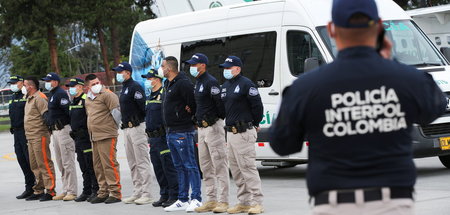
(438, 155, 450, 169)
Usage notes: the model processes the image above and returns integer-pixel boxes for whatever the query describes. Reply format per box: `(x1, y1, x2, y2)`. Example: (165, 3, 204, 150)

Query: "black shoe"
(25, 193, 43, 201)
(104, 196, 121, 204)
(74, 193, 90, 202)
(39, 193, 54, 202)
(152, 198, 168, 207)
(90, 196, 108, 204)
(87, 193, 96, 202)
(162, 199, 177, 208)
(16, 190, 33, 199)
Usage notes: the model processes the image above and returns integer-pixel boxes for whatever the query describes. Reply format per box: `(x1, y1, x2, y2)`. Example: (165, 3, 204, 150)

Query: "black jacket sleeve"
(134, 84, 147, 117)
(415, 72, 447, 125)
(181, 79, 196, 116)
(246, 82, 263, 126)
(210, 80, 226, 119)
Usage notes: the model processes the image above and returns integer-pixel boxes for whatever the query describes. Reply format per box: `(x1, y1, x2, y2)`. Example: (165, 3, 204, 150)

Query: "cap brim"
(8, 81, 18, 84)
(41, 77, 51, 81)
(141, 74, 149, 78)
(112, 67, 125, 72)
(186, 59, 199, 65)
(219, 63, 234, 68)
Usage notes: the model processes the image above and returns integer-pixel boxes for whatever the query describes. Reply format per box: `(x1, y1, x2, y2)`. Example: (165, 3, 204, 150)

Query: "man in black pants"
(67, 78, 98, 202)
(8, 75, 35, 199)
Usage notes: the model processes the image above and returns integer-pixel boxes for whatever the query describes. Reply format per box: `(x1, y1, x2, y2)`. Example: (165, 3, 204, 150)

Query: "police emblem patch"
(134, 91, 143, 99)
(211, 86, 220, 95)
(60, 98, 69, 105)
(249, 87, 259, 96)
(234, 85, 240, 93)
(50, 96, 54, 102)
(124, 88, 129, 94)
(199, 84, 204, 93)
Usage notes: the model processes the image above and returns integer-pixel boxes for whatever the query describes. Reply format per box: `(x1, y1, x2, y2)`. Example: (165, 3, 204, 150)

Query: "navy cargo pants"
(13, 128, 35, 191)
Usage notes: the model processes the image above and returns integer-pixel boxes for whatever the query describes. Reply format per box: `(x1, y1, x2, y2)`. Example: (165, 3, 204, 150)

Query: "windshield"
(317, 20, 446, 67)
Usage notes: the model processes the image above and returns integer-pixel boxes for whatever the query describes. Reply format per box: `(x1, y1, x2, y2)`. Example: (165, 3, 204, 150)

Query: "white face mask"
(21, 86, 27, 95)
(10, 84, 19, 92)
(45, 82, 53, 91)
(91, 84, 102, 94)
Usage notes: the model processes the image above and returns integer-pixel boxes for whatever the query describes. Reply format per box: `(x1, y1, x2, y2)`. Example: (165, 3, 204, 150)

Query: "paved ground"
(1, 131, 450, 215)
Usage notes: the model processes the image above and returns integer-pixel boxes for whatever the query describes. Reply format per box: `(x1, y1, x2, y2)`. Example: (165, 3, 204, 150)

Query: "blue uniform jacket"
(9, 91, 27, 129)
(194, 72, 225, 120)
(69, 93, 88, 132)
(270, 46, 447, 196)
(48, 86, 70, 126)
(221, 74, 263, 126)
(119, 78, 146, 124)
(146, 87, 164, 132)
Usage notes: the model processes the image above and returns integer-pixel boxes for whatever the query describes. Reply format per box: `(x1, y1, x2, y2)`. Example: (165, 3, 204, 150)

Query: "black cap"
(8, 75, 24, 84)
(65, 78, 85, 87)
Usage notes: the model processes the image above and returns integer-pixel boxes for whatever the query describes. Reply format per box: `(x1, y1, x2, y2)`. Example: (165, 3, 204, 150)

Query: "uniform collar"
(197, 71, 208, 81)
(171, 72, 187, 83)
(337, 46, 379, 59)
(122, 78, 133, 86)
(229, 74, 242, 83)
(50, 86, 60, 93)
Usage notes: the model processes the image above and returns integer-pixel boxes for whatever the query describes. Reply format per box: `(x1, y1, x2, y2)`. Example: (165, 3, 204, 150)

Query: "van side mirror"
(304, 57, 320, 73)
(441, 47, 450, 62)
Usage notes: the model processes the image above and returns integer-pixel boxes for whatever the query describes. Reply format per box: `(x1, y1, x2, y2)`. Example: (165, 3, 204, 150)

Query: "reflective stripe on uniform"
(160, 149, 170, 155)
(69, 105, 83, 110)
(83, 148, 93, 153)
(109, 138, 122, 198)
(146, 100, 162, 104)
(41, 136, 56, 193)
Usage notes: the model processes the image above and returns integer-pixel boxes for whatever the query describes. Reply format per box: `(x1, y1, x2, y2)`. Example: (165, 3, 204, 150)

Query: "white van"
(129, 0, 450, 168)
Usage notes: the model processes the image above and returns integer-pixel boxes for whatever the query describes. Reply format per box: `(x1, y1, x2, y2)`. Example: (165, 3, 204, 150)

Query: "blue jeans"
(167, 131, 202, 202)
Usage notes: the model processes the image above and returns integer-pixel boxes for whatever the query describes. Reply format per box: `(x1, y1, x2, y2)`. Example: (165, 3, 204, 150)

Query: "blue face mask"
(69, 87, 77, 96)
(223, 69, 234, 80)
(116, 73, 124, 83)
(190, 66, 199, 77)
(144, 80, 153, 90)
(10, 84, 19, 93)
(45, 82, 53, 91)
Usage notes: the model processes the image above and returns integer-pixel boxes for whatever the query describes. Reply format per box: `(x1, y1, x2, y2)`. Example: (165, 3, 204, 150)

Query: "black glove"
(10, 128, 14, 134)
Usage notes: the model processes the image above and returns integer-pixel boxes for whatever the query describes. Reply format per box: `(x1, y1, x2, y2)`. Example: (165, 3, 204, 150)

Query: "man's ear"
(327, 22, 336, 39)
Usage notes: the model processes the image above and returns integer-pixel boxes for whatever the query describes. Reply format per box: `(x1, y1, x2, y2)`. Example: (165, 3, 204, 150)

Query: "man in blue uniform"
(142, 70, 179, 208)
(66, 78, 98, 202)
(8, 75, 35, 199)
(161, 56, 202, 212)
(42, 72, 78, 201)
(113, 62, 154, 205)
(220, 56, 264, 214)
(186, 53, 230, 213)
(269, 0, 447, 214)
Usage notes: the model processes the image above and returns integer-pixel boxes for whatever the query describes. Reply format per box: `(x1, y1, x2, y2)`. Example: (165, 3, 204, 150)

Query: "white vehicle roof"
(407, 4, 450, 25)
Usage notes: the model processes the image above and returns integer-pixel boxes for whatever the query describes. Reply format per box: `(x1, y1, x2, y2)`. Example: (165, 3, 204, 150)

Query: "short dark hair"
(24, 76, 39, 90)
(85, 74, 97, 83)
(164, 56, 178, 72)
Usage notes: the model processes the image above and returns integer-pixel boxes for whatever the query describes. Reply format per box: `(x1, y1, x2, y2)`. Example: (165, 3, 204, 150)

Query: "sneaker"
(87, 193, 96, 202)
(162, 199, 177, 208)
(90, 196, 108, 204)
(152, 198, 168, 207)
(104, 196, 121, 204)
(194, 201, 217, 213)
(74, 193, 90, 202)
(248, 204, 264, 214)
(227, 204, 251, 214)
(134, 196, 153, 205)
(52, 193, 66, 200)
(63, 194, 77, 201)
(122, 196, 139, 204)
(164, 200, 189, 212)
(16, 190, 33, 199)
(39, 193, 54, 202)
(25, 193, 43, 201)
(212, 202, 229, 213)
(186, 199, 202, 212)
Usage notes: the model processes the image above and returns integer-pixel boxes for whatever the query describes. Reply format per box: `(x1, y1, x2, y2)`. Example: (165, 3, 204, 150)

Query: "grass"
(0, 117, 9, 122)
(0, 124, 10, 132)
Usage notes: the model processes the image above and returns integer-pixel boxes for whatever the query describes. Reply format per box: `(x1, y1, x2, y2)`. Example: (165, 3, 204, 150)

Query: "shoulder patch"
(199, 84, 204, 93)
(60, 98, 69, 105)
(124, 88, 129, 95)
(249, 87, 259, 96)
(134, 91, 143, 100)
(234, 85, 240, 93)
(211, 86, 220, 95)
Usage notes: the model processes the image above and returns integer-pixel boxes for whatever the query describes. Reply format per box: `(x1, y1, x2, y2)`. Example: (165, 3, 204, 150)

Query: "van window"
(287, 31, 324, 76)
(180, 31, 277, 87)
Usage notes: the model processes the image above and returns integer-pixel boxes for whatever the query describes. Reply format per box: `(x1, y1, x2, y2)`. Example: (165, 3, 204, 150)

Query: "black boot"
(90, 196, 108, 204)
(104, 196, 121, 204)
(162, 199, 177, 208)
(87, 193, 96, 202)
(16, 190, 33, 199)
(25, 193, 43, 201)
(75, 193, 90, 202)
(152, 198, 168, 207)
(39, 193, 54, 202)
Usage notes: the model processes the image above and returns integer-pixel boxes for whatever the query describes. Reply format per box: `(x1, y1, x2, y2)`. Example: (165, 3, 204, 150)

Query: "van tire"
(438, 155, 450, 169)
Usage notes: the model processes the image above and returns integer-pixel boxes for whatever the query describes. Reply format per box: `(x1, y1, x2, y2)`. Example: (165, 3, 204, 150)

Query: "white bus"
(129, 0, 450, 168)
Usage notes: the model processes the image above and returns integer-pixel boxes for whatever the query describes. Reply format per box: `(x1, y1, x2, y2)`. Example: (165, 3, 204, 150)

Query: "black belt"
(314, 187, 413, 206)
(224, 122, 254, 134)
(197, 116, 219, 128)
(146, 127, 166, 138)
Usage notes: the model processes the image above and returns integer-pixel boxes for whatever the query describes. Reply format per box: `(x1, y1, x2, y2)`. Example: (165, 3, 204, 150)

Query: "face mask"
(45, 82, 53, 91)
(91, 84, 102, 94)
(223, 69, 234, 80)
(144, 80, 153, 90)
(10, 84, 19, 92)
(69, 87, 77, 96)
(21, 86, 27, 95)
(116, 73, 124, 83)
(190, 67, 199, 77)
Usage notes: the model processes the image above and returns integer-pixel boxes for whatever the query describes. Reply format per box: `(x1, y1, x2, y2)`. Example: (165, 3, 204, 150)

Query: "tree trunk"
(97, 25, 112, 86)
(47, 26, 61, 74)
(111, 25, 121, 66)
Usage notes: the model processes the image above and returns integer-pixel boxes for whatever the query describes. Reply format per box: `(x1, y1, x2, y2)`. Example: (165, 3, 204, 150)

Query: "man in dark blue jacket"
(42, 72, 78, 201)
(142, 70, 178, 208)
(161, 56, 202, 212)
(270, 0, 447, 214)
(8, 75, 35, 199)
(66, 78, 98, 202)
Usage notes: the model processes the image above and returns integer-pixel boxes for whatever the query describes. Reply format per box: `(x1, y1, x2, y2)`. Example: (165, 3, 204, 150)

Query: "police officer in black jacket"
(113, 62, 154, 205)
(142, 70, 178, 208)
(42, 72, 78, 201)
(220, 56, 264, 214)
(8, 75, 35, 199)
(66, 78, 98, 202)
(270, 0, 447, 214)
